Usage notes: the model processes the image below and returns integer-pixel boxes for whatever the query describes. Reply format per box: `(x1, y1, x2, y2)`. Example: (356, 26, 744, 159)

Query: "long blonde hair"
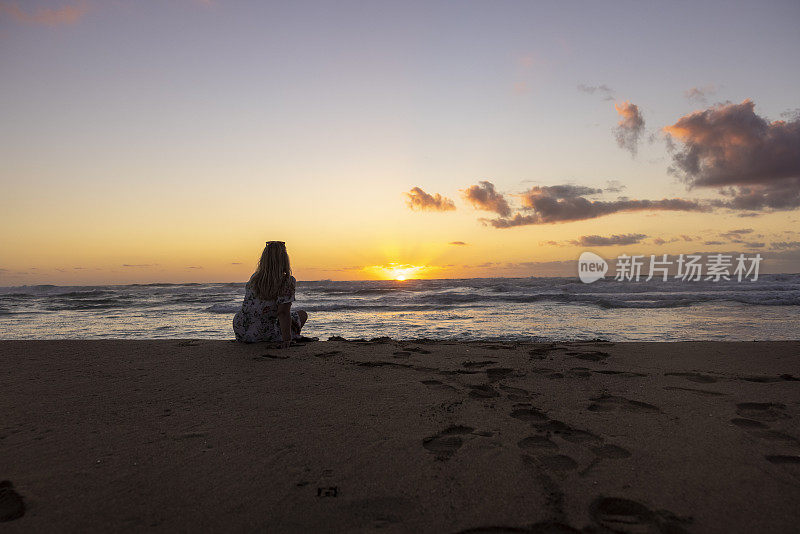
(248, 241, 292, 300)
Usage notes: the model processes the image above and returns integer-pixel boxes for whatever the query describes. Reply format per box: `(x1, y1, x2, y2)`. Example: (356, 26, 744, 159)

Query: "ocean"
(1, 275, 799, 341)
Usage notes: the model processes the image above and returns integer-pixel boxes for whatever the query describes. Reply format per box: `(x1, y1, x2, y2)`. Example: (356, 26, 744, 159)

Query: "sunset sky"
(1, 0, 799, 284)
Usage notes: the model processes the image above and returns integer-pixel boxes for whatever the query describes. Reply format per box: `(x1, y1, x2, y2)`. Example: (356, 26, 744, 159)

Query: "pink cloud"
(0, 1, 88, 26)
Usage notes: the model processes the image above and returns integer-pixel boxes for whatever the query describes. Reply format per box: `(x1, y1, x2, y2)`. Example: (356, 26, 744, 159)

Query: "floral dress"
(233, 276, 302, 343)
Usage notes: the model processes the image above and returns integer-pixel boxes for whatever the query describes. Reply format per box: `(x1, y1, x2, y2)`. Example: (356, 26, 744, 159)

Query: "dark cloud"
(578, 83, 614, 100)
(770, 241, 800, 251)
(703, 241, 725, 245)
(449, 241, 468, 246)
(531, 184, 602, 199)
(719, 228, 753, 240)
(461, 181, 512, 216)
(780, 108, 800, 121)
(614, 101, 645, 156)
(570, 233, 647, 247)
(665, 99, 800, 211)
(405, 187, 456, 212)
(653, 237, 667, 245)
(486, 185, 705, 227)
(186, 266, 203, 269)
(684, 85, 717, 104)
(604, 180, 626, 193)
(231, 262, 243, 265)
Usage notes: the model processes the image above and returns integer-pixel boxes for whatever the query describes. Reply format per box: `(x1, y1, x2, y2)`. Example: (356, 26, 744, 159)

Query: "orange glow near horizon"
(365, 263, 433, 281)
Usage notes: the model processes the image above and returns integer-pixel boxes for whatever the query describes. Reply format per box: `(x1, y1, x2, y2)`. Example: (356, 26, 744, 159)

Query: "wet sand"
(1, 339, 799, 532)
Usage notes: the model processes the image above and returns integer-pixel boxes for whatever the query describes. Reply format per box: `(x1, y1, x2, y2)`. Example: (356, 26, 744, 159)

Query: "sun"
(366, 263, 430, 281)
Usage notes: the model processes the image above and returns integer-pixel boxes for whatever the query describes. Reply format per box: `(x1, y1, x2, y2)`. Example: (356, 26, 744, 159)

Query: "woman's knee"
(298, 310, 308, 325)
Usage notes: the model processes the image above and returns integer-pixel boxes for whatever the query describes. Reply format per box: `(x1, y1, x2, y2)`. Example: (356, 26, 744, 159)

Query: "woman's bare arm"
(277, 302, 292, 348)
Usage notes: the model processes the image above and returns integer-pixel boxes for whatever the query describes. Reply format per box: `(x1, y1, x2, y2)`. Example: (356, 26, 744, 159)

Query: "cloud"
(486, 185, 705, 227)
(122, 264, 158, 268)
(461, 181, 512, 216)
(578, 84, 614, 100)
(231, 262, 243, 265)
(781, 108, 800, 121)
(186, 266, 203, 269)
(449, 241, 468, 246)
(720, 228, 753, 238)
(570, 233, 647, 247)
(614, 101, 646, 156)
(664, 99, 800, 211)
(770, 241, 800, 251)
(684, 85, 717, 104)
(604, 180, 626, 193)
(703, 241, 725, 246)
(0, 1, 88, 26)
(405, 187, 456, 212)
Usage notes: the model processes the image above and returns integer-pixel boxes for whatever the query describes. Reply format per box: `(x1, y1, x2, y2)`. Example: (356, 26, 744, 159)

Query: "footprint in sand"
(665, 371, 717, 383)
(566, 350, 610, 362)
(0, 481, 25, 522)
(314, 350, 341, 358)
(528, 344, 568, 359)
(730, 418, 768, 429)
(420, 379, 457, 392)
(752, 430, 800, 447)
(595, 370, 648, 378)
(663, 386, 726, 397)
(537, 454, 578, 471)
(559, 428, 603, 446)
(457, 521, 580, 533)
(510, 407, 549, 423)
(518, 435, 559, 450)
(422, 425, 475, 460)
(485, 368, 515, 381)
(499, 385, 532, 400)
(735, 402, 788, 422)
(392, 351, 411, 358)
(469, 384, 501, 399)
(567, 368, 593, 379)
(403, 346, 431, 354)
(589, 496, 691, 533)
(590, 444, 632, 459)
(254, 353, 289, 360)
(765, 455, 800, 465)
(588, 394, 661, 413)
(463, 360, 498, 368)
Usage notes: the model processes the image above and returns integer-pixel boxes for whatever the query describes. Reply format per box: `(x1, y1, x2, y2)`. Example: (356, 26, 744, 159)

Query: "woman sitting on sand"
(233, 241, 308, 347)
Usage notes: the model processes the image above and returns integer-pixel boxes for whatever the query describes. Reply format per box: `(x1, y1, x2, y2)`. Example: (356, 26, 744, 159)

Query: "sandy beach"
(1, 339, 799, 533)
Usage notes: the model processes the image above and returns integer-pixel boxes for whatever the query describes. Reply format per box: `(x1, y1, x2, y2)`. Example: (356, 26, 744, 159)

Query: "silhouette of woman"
(233, 241, 308, 347)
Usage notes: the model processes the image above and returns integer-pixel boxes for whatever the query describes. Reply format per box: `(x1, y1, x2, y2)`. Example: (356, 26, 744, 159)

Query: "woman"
(233, 241, 308, 347)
